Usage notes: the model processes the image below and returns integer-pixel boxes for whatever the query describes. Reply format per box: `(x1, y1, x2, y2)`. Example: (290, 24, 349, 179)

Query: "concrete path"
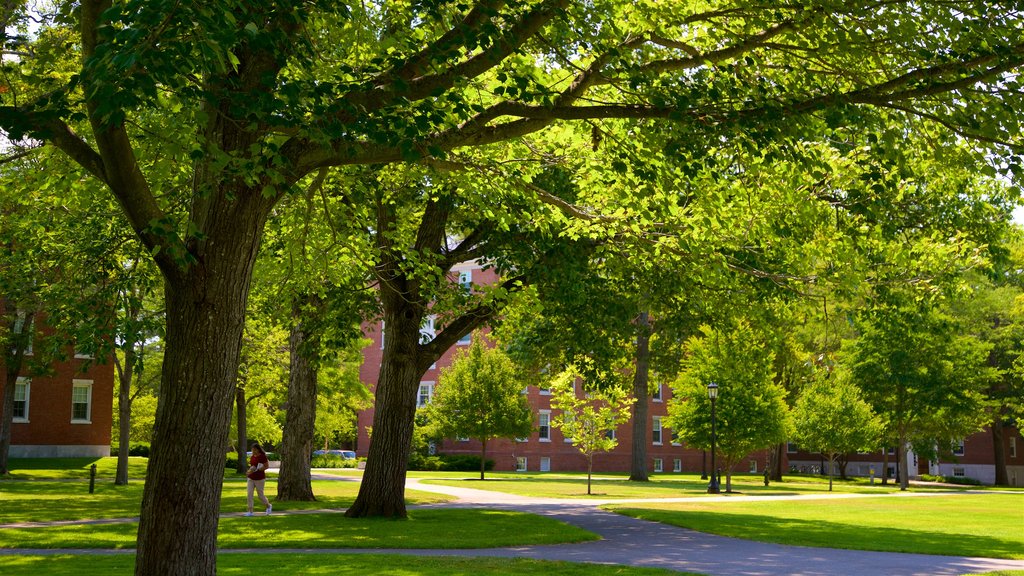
(3, 473, 1023, 576)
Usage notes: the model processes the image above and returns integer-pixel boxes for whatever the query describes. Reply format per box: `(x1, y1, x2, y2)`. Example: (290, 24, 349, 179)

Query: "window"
(540, 457, 551, 472)
(653, 458, 663, 473)
(13, 310, 33, 355)
(539, 387, 551, 395)
(417, 382, 434, 408)
(652, 416, 662, 445)
(563, 413, 574, 443)
(1011, 437, 1017, 459)
(670, 429, 681, 446)
(786, 442, 798, 454)
(13, 378, 29, 422)
(458, 269, 473, 291)
(749, 460, 758, 473)
(538, 410, 551, 442)
(952, 439, 965, 456)
(886, 446, 896, 456)
(516, 457, 527, 472)
(457, 436, 469, 442)
(380, 321, 385, 349)
(71, 380, 93, 423)
(604, 429, 616, 440)
(673, 458, 682, 473)
(652, 383, 662, 402)
(457, 331, 471, 345)
(952, 466, 966, 477)
(420, 316, 435, 344)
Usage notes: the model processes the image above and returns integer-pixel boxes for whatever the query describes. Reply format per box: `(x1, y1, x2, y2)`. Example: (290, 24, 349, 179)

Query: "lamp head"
(707, 381, 719, 400)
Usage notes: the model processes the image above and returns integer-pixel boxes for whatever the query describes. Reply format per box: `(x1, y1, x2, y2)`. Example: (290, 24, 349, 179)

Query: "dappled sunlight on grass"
(608, 493, 1024, 559)
(0, 509, 597, 550)
(0, 554, 689, 576)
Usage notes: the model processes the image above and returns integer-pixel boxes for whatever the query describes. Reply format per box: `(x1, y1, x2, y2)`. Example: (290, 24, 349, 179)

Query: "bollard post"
(89, 463, 97, 494)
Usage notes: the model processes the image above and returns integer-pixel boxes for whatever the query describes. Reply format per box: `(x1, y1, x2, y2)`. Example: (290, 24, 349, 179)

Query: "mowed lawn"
(420, 471, 959, 499)
(0, 554, 691, 576)
(607, 493, 1024, 559)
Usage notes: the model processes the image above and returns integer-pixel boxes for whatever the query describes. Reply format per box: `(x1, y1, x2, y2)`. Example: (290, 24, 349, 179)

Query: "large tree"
(4, 2, 1024, 573)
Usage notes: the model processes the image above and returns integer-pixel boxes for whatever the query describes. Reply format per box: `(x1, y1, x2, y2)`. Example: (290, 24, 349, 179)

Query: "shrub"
(438, 454, 494, 472)
(110, 443, 151, 458)
(408, 453, 443, 471)
(310, 454, 358, 469)
(919, 473, 982, 486)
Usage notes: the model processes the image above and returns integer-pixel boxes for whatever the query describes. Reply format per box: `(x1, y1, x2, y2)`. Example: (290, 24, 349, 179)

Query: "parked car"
(312, 449, 357, 460)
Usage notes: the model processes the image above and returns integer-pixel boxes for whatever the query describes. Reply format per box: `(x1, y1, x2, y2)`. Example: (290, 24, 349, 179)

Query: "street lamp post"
(707, 381, 720, 494)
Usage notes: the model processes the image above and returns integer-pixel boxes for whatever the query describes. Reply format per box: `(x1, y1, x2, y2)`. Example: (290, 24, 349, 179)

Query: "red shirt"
(248, 452, 269, 481)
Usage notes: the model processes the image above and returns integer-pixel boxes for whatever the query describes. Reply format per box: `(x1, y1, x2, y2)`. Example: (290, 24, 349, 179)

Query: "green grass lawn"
(4, 457, 150, 480)
(607, 493, 1024, 559)
(0, 554, 691, 576)
(420, 471, 956, 499)
(0, 478, 448, 523)
(0, 508, 598, 549)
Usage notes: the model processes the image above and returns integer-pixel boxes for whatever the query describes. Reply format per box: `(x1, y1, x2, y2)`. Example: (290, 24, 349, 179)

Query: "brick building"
(355, 261, 768, 475)
(1, 319, 114, 458)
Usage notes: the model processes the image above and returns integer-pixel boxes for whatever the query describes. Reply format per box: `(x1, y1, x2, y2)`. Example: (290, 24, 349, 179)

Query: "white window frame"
(420, 315, 436, 344)
(516, 456, 527, 472)
(538, 410, 551, 442)
(952, 466, 966, 477)
(652, 383, 662, 402)
(787, 442, 798, 454)
(953, 439, 965, 456)
(604, 428, 616, 440)
(652, 416, 663, 445)
(539, 387, 551, 396)
(1011, 436, 1017, 459)
(749, 460, 758, 473)
(653, 458, 663, 473)
(416, 382, 435, 408)
(380, 321, 386, 349)
(458, 269, 473, 292)
(71, 379, 93, 424)
(540, 456, 551, 472)
(673, 458, 682, 473)
(13, 377, 30, 422)
(670, 429, 681, 446)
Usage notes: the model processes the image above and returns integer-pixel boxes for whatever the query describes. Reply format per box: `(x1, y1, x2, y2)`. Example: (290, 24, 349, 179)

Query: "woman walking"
(245, 442, 272, 516)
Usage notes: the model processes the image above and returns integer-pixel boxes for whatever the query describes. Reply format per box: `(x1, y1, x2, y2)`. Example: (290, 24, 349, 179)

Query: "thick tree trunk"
(134, 204, 266, 576)
(115, 351, 135, 486)
(898, 432, 910, 491)
(277, 312, 317, 501)
(770, 443, 785, 481)
(0, 309, 31, 476)
(882, 448, 889, 485)
(0, 363, 19, 476)
(235, 387, 248, 475)
(629, 311, 651, 482)
(346, 305, 425, 518)
(992, 420, 1008, 486)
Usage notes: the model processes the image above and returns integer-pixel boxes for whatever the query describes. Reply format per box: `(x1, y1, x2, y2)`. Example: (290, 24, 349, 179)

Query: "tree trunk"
(277, 309, 318, 501)
(770, 443, 785, 481)
(838, 454, 849, 480)
(115, 349, 135, 486)
(992, 419, 1008, 486)
(629, 311, 651, 482)
(898, 432, 910, 491)
(134, 205, 267, 575)
(346, 304, 426, 518)
(235, 386, 248, 475)
(881, 447, 890, 485)
(0, 309, 32, 476)
(828, 452, 835, 492)
(480, 438, 487, 481)
(587, 453, 593, 495)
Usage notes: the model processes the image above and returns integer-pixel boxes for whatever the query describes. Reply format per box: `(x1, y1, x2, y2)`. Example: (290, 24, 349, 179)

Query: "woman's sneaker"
(265, 504, 272, 516)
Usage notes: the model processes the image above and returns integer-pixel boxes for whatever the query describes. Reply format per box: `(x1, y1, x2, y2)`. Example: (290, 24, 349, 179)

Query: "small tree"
(422, 333, 532, 480)
(793, 372, 881, 491)
(549, 366, 635, 495)
(668, 323, 792, 492)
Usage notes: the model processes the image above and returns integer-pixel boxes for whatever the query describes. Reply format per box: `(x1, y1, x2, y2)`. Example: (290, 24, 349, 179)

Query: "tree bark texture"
(115, 350, 135, 485)
(277, 314, 317, 501)
(0, 309, 31, 476)
(235, 386, 248, 475)
(992, 421, 1008, 486)
(770, 443, 785, 481)
(629, 311, 651, 482)
(480, 438, 487, 480)
(134, 199, 268, 576)
(346, 305, 425, 518)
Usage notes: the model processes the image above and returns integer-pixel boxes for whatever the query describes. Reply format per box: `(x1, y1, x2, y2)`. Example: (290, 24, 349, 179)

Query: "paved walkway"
(3, 473, 1023, 576)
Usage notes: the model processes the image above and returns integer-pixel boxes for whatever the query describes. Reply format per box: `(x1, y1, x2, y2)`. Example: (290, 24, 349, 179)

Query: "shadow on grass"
(612, 508, 1023, 559)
